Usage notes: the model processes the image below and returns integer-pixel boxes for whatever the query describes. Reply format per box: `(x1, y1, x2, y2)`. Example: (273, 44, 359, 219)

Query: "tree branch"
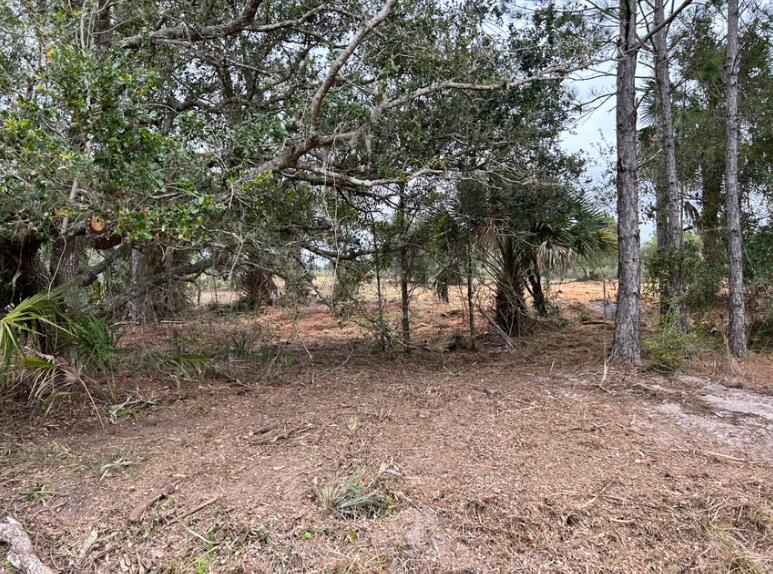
(93, 256, 214, 316)
(120, 0, 266, 48)
(633, 0, 695, 49)
(307, 0, 398, 132)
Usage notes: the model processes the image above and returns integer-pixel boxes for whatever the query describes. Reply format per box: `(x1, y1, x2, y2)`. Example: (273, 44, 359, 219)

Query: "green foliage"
(164, 353, 210, 382)
(0, 286, 72, 384)
(69, 315, 117, 372)
(0, 286, 115, 404)
(644, 323, 696, 373)
(108, 397, 156, 423)
(641, 234, 721, 311)
(315, 468, 393, 519)
(193, 555, 211, 574)
(332, 262, 371, 305)
(746, 225, 773, 283)
(749, 318, 773, 351)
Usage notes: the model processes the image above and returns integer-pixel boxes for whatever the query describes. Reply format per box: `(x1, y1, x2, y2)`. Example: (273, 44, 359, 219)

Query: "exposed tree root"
(0, 516, 55, 574)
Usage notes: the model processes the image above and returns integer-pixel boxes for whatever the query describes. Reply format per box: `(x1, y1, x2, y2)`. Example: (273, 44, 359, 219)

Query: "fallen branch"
(253, 423, 277, 436)
(129, 479, 182, 523)
(474, 303, 515, 351)
(705, 451, 746, 463)
(167, 496, 221, 526)
(252, 423, 314, 445)
(0, 516, 55, 574)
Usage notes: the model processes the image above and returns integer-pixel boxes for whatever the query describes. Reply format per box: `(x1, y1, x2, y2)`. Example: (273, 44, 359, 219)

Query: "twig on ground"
(252, 423, 314, 445)
(128, 478, 184, 523)
(253, 423, 277, 436)
(167, 496, 221, 526)
(705, 451, 746, 463)
(614, 422, 647, 436)
(183, 525, 217, 546)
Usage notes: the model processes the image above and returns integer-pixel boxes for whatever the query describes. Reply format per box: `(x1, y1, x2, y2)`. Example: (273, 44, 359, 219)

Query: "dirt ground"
(1, 281, 772, 573)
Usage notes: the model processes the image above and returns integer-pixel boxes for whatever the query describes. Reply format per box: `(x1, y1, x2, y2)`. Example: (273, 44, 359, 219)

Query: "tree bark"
(371, 220, 387, 350)
(610, 0, 642, 363)
(494, 236, 526, 337)
(527, 266, 548, 317)
(724, 0, 747, 357)
(397, 188, 410, 350)
(112, 247, 201, 320)
(0, 235, 47, 305)
(466, 242, 475, 349)
(237, 265, 277, 309)
(654, 177, 668, 256)
(0, 516, 54, 574)
(285, 244, 309, 303)
(652, 0, 686, 329)
(49, 234, 88, 308)
(129, 247, 144, 322)
(654, 176, 670, 316)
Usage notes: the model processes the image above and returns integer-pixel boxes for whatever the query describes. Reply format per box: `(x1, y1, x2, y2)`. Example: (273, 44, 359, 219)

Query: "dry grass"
(1, 280, 772, 573)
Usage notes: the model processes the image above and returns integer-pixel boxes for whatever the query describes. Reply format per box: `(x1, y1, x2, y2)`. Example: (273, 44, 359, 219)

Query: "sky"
(560, 70, 657, 244)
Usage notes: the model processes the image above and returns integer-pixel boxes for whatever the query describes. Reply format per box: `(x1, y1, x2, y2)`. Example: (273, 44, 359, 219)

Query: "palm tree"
(435, 175, 616, 337)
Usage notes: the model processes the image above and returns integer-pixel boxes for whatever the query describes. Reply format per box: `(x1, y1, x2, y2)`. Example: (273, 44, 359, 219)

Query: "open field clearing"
(2, 282, 772, 573)
(2, 1, 770, 571)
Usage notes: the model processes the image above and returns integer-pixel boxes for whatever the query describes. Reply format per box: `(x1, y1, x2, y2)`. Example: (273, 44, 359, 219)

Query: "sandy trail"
(640, 373, 773, 462)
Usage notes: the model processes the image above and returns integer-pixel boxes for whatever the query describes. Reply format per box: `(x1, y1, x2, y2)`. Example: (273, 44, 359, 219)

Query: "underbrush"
(644, 323, 697, 373)
(700, 499, 773, 574)
(315, 466, 395, 519)
(1, 286, 117, 407)
(749, 318, 773, 350)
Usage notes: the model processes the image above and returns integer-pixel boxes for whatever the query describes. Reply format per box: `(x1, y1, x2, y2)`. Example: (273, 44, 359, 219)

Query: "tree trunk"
(494, 237, 526, 337)
(610, 0, 641, 363)
(466, 242, 475, 349)
(654, 178, 668, 255)
(237, 265, 277, 310)
(527, 266, 548, 317)
(129, 248, 143, 322)
(128, 246, 191, 322)
(397, 189, 410, 350)
(724, 0, 747, 357)
(97, 254, 211, 318)
(0, 516, 55, 574)
(49, 234, 88, 309)
(281, 242, 309, 303)
(654, 176, 670, 316)
(652, 0, 686, 329)
(48, 178, 87, 309)
(0, 235, 47, 305)
(371, 218, 387, 350)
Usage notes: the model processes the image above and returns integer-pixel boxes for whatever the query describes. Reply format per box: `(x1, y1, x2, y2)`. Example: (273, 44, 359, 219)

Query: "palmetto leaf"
(0, 285, 79, 389)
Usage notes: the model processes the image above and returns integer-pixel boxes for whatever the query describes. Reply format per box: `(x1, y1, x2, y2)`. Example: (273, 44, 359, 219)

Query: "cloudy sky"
(561, 69, 656, 244)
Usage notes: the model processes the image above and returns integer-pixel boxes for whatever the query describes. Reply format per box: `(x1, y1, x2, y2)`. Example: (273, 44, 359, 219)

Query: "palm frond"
(0, 285, 72, 383)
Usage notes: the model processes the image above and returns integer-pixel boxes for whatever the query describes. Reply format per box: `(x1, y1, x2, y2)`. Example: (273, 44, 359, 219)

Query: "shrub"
(644, 323, 696, 373)
(1, 286, 71, 385)
(1, 285, 115, 402)
(315, 467, 393, 519)
(70, 314, 117, 372)
(642, 234, 712, 311)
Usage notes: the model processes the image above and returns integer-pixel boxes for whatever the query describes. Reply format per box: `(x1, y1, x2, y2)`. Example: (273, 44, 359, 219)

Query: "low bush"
(315, 467, 393, 519)
(0, 285, 115, 402)
(644, 323, 696, 373)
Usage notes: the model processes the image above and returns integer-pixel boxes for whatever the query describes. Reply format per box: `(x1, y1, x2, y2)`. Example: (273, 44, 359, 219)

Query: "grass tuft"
(315, 467, 393, 519)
